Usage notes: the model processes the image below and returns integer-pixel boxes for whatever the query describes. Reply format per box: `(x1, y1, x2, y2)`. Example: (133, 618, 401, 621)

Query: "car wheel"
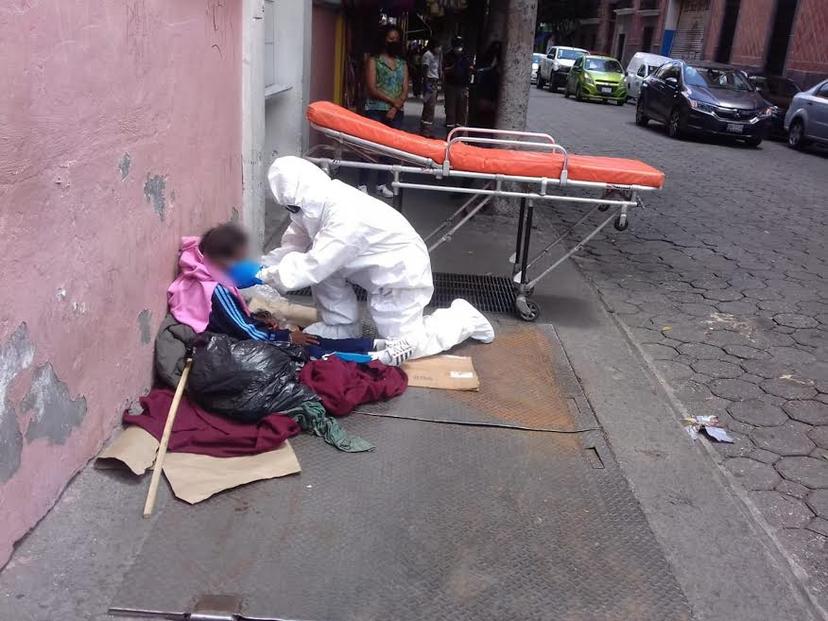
(635, 99, 649, 126)
(549, 77, 558, 93)
(788, 119, 808, 150)
(575, 84, 583, 101)
(667, 107, 684, 139)
(563, 85, 570, 98)
(744, 135, 762, 148)
(536, 75, 544, 89)
(615, 98, 625, 106)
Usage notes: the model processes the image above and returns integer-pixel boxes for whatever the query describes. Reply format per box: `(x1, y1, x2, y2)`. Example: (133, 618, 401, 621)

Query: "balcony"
(638, 0, 662, 14)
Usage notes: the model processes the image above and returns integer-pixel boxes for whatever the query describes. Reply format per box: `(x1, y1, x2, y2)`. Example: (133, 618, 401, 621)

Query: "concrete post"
(242, 0, 266, 253)
(495, 0, 539, 131)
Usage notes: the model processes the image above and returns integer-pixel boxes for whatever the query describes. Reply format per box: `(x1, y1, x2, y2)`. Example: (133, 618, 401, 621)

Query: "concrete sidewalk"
(0, 111, 822, 620)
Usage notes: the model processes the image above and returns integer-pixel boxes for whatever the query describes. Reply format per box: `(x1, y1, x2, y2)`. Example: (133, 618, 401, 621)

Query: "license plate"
(726, 123, 743, 134)
(600, 87, 612, 94)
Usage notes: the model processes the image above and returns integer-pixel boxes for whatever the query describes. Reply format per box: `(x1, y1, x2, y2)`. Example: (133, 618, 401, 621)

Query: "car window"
(573, 56, 583, 68)
(547, 48, 556, 58)
(646, 64, 661, 76)
(816, 83, 828, 99)
(654, 62, 677, 80)
(637, 65, 647, 77)
(533, 54, 544, 63)
(558, 49, 585, 60)
(685, 66, 752, 91)
(585, 58, 623, 73)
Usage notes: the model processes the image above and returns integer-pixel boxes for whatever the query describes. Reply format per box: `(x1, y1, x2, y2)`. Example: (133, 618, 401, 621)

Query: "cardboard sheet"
(402, 355, 480, 391)
(95, 427, 301, 504)
(248, 295, 319, 327)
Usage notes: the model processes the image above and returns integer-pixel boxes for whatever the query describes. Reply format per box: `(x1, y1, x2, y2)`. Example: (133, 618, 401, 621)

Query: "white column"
(242, 0, 266, 252)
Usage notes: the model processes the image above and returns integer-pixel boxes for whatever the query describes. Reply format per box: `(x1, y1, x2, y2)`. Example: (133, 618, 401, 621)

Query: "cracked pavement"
(526, 88, 828, 604)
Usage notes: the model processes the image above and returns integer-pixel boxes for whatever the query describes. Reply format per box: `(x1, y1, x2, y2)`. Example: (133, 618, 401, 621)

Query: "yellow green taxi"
(564, 55, 627, 105)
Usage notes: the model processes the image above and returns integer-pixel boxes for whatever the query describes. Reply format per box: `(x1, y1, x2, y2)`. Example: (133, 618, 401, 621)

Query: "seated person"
(168, 223, 390, 361)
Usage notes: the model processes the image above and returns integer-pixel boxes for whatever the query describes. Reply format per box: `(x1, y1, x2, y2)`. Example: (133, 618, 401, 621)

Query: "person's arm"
(365, 56, 397, 107)
(261, 220, 311, 268)
(209, 285, 291, 342)
(258, 214, 363, 293)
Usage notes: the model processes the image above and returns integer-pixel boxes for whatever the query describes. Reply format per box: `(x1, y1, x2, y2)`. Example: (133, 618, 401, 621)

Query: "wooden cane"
(142, 358, 193, 518)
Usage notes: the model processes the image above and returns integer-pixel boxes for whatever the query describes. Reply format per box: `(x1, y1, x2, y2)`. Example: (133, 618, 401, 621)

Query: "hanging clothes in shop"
(299, 357, 408, 416)
(123, 388, 300, 458)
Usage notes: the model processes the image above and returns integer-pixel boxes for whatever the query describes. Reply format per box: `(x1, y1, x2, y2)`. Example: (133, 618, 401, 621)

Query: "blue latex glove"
(227, 260, 263, 289)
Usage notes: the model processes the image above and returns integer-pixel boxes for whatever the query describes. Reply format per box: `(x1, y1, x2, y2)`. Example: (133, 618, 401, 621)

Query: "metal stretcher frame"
(305, 122, 657, 321)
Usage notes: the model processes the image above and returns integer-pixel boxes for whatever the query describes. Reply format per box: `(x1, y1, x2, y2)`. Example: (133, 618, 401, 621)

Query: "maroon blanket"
(299, 358, 408, 416)
(123, 388, 300, 457)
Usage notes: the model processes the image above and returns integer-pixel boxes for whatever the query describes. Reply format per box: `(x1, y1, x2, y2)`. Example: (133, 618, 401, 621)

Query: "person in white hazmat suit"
(258, 156, 494, 365)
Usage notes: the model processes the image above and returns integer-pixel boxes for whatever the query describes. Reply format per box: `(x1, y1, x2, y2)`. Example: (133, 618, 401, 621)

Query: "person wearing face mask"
(358, 24, 409, 199)
(442, 35, 472, 130)
(419, 39, 442, 137)
(257, 156, 496, 366)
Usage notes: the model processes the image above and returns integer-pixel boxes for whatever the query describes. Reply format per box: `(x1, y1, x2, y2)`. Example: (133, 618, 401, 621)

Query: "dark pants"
(420, 78, 439, 133)
(444, 84, 468, 128)
(305, 337, 374, 360)
(358, 108, 404, 189)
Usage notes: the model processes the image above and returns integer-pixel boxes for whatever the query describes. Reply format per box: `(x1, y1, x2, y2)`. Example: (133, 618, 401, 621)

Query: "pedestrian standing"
(358, 24, 409, 198)
(419, 39, 442, 137)
(470, 40, 502, 129)
(442, 36, 472, 130)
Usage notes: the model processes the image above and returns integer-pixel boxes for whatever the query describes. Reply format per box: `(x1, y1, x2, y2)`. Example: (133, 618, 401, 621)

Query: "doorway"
(714, 0, 740, 63)
(765, 0, 798, 75)
(617, 33, 626, 61)
(642, 26, 654, 53)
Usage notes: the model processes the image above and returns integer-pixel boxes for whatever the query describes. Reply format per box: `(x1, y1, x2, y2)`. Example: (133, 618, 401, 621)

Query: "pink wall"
(0, 0, 242, 565)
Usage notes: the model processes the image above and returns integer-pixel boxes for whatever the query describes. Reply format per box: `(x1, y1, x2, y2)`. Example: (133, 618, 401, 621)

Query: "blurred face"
(385, 30, 400, 47)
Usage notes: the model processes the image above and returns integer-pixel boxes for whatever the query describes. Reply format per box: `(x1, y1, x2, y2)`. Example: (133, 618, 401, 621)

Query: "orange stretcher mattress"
(307, 101, 665, 189)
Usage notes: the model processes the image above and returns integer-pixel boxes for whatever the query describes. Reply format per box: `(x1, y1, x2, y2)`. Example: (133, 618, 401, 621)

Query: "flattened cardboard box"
(96, 427, 300, 504)
(402, 355, 479, 391)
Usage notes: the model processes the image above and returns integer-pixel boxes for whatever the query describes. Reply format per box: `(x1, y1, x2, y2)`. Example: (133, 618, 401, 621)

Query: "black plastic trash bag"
(188, 333, 317, 422)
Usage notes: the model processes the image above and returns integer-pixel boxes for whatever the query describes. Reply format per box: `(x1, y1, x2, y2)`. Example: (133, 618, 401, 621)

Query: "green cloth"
(287, 401, 374, 453)
(365, 55, 406, 111)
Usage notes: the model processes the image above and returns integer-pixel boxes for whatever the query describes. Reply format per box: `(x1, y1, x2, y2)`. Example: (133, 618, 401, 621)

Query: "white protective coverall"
(259, 156, 494, 358)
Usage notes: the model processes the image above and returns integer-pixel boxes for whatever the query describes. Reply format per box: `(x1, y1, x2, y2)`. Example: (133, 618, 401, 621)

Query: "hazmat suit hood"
(268, 156, 332, 235)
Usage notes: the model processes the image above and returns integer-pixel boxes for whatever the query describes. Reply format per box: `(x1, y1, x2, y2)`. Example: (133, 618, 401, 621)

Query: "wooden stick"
(143, 358, 192, 518)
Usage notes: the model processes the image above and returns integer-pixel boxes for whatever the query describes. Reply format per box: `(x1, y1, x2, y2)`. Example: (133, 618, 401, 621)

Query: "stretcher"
(304, 101, 665, 321)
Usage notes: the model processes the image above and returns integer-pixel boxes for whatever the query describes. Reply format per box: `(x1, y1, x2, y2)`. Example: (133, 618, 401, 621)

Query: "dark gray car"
(785, 79, 828, 150)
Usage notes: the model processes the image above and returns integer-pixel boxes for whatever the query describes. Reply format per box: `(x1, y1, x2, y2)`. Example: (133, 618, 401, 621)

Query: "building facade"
(579, 0, 827, 87)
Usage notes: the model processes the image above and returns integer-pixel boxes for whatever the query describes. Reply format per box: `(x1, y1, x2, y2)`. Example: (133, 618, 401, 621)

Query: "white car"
(531, 53, 544, 84)
(537, 46, 588, 92)
(784, 78, 828, 150)
(625, 52, 671, 100)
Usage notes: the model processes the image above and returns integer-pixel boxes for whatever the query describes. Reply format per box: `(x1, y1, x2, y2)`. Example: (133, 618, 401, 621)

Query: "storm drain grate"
(289, 272, 517, 314)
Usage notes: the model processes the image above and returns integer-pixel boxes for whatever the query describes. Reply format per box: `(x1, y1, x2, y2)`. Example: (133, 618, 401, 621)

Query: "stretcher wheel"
(515, 297, 540, 322)
(614, 213, 628, 231)
(598, 204, 610, 212)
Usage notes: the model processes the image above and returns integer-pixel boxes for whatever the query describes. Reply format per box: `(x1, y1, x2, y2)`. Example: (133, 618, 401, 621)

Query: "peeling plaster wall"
(0, 0, 242, 565)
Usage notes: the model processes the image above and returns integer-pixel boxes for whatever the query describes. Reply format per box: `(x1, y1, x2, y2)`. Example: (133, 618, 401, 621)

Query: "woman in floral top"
(359, 24, 409, 198)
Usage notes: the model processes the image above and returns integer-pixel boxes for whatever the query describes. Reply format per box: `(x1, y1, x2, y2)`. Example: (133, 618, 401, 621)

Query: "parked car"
(784, 78, 828, 150)
(531, 53, 544, 84)
(537, 46, 588, 92)
(636, 60, 774, 146)
(625, 52, 671, 101)
(563, 55, 626, 105)
(748, 73, 800, 138)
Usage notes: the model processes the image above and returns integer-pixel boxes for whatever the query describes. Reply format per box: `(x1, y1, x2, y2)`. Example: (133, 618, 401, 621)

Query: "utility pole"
(495, 0, 539, 131)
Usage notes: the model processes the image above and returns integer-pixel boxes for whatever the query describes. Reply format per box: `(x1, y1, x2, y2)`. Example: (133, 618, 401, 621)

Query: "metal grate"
(289, 272, 518, 314)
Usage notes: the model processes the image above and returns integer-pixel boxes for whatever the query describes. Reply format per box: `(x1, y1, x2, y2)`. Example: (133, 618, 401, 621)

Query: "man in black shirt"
(442, 36, 472, 129)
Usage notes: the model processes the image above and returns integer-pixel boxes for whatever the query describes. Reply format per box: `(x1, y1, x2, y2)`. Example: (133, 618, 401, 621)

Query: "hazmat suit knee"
(259, 156, 494, 357)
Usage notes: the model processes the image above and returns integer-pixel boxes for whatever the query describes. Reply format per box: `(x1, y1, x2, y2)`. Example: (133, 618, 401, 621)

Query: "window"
(585, 58, 623, 73)
(684, 66, 752, 91)
(656, 63, 680, 82)
(547, 48, 556, 59)
(816, 82, 828, 99)
(637, 65, 647, 77)
(573, 56, 583, 69)
(558, 48, 585, 60)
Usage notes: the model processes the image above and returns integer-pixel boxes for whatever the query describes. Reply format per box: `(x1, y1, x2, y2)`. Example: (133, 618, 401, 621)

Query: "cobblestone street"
(526, 87, 828, 602)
